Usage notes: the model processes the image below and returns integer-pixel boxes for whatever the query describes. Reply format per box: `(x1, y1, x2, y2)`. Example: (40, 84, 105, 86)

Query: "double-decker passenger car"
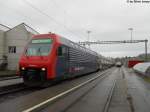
(19, 33, 99, 86)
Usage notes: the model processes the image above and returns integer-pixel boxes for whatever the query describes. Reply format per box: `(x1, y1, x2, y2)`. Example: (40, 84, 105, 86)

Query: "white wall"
(5, 24, 32, 70)
(0, 30, 4, 59)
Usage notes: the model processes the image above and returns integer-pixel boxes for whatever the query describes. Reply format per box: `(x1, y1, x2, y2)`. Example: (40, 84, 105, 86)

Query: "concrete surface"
(0, 69, 113, 112)
(0, 70, 17, 77)
(124, 67, 150, 112)
(1, 67, 149, 112)
(108, 68, 130, 112)
(41, 68, 118, 112)
(0, 78, 23, 87)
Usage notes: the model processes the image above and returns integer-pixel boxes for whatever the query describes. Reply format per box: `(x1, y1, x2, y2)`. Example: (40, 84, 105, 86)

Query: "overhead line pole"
(145, 39, 148, 61)
(79, 39, 148, 61)
(87, 31, 91, 48)
(128, 28, 133, 41)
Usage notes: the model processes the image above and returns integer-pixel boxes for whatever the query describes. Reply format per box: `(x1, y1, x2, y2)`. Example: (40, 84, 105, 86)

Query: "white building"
(0, 23, 39, 70)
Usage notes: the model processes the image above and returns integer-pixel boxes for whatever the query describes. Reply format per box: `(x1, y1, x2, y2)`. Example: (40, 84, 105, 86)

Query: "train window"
(70, 42, 74, 47)
(62, 47, 66, 54)
(72, 43, 75, 48)
(26, 43, 52, 56)
(57, 46, 67, 56)
(57, 47, 62, 56)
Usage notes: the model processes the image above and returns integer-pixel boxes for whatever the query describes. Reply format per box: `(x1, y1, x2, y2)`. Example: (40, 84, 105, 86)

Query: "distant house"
(0, 23, 39, 70)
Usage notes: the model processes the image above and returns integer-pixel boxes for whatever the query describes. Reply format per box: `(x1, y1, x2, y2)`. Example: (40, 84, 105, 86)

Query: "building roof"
(0, 24, 11, 31)
(22, 23, 39, 35)
(3, 23, 39, 35)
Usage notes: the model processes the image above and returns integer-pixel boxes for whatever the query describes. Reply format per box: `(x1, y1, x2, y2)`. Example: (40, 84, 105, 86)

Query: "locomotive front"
(19, 35, 58, 86)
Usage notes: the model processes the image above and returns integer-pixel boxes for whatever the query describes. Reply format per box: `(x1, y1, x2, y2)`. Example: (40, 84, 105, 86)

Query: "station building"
(0, 23, 39, 70)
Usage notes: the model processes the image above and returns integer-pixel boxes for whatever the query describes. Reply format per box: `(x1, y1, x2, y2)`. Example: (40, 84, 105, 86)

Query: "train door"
(56, 45, 69, 78)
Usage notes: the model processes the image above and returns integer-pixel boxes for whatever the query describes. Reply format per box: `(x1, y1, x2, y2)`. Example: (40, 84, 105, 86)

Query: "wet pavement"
(0, 70, 16, 77)
(1, 67, 150, 112)
(40, 67, 131, 112)
(123, 67, 150, 112)
(0, 69, 113, 112)
(41, 68, 118, 112)
(0, 78, 23, 87)
(108, 68, 130, 112)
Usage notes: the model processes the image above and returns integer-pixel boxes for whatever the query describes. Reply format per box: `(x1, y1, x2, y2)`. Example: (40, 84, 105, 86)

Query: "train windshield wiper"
(38, 48, 42, 56)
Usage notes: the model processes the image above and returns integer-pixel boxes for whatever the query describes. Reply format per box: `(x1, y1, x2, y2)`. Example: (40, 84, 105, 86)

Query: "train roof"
(133, 62, 150, 73)
(33, 33, 98, 56)
(59, 36, 98, 56)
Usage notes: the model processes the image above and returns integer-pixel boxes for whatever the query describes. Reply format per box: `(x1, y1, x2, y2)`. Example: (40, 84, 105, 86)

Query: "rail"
(0, 83, 26, 96)
(103, 79, 116, 112)
(22, 69, 112, 112)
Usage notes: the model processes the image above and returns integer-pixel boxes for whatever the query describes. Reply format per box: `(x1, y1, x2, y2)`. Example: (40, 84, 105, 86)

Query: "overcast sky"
(0, 0, 149, 57)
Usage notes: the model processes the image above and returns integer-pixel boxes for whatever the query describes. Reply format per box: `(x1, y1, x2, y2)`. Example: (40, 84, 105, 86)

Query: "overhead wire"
(49, 0, 87, 38)
(22, 0, 85, 39)
(0, 2, 41, 32)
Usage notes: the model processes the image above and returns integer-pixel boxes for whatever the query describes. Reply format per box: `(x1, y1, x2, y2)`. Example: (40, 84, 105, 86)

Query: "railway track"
(0, 83, 27, 96)
(103, 67, 130, 112)
(22, 69, 112, 112)
(0, 68, 132, 112)
(0, 76, 20, 81)
(103, 79, 116, 112)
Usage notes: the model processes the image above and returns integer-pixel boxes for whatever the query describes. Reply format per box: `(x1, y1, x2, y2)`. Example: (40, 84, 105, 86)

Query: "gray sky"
(0, 0, 149, 57)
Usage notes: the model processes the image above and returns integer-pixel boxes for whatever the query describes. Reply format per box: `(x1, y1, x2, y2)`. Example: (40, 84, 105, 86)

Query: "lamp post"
(145, 39, 148, 61)
(87, 30, 91, 48)
(128, 28, 133, 41)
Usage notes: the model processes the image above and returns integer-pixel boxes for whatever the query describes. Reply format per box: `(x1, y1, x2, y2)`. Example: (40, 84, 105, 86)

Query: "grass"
(143, 77, 150, 83)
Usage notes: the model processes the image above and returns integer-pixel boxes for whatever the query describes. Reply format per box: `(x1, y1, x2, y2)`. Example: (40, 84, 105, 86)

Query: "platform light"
(41, 68, 46, 71)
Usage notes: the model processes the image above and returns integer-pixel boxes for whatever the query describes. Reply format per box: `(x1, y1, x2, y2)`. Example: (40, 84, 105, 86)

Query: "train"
(115, 62, 122, 67)
(133, 62, 150, 77)
(128, 60, 143, 68)
(19, 33, 113, 86)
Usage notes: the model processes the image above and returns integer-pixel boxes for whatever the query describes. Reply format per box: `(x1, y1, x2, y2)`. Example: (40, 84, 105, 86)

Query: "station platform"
(0, 70, 17, 77)
(0, 78, 23, 87)
(41, 67, 130, 112)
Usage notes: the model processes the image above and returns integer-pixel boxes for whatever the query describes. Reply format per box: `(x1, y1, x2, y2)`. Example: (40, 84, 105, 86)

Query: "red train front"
(19, 33, 99, 86)
(19, 34, 60, 86)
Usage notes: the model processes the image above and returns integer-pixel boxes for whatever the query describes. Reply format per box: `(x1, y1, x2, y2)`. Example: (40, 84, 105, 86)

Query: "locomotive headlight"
(41, 68, 46, 71)
(21, 67, 25, 70)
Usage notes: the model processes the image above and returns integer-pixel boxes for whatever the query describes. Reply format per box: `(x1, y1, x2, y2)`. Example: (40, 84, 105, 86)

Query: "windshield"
(26, 38, 53, 56)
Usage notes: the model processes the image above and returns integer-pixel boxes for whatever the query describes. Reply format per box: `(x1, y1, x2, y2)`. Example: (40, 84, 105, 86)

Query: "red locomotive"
(19, 33, 100, 86)
(128, 60, 143, 68)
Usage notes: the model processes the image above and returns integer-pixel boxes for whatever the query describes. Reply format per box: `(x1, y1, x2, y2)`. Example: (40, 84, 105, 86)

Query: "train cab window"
(57, 46, 67, 56)
(58, 47, 62, 56)
(26, 38, 53, 56)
